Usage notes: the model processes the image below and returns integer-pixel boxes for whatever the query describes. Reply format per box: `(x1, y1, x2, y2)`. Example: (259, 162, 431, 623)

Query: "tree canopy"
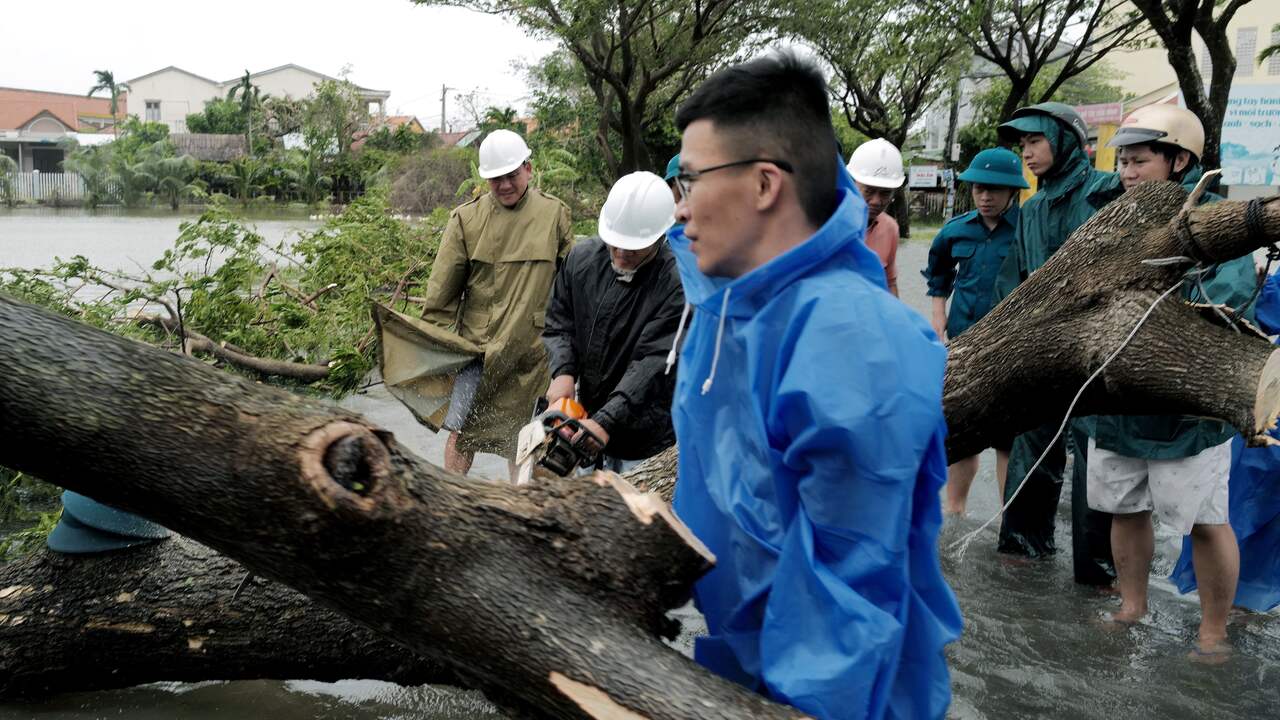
(412, 0, 779, 178)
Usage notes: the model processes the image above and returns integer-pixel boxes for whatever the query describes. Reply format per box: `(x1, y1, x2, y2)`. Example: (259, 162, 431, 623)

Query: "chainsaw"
(514, 397, 605, 485)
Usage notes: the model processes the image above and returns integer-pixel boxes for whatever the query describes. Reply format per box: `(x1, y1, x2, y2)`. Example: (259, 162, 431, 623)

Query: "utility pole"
(440, 85, 452, 133)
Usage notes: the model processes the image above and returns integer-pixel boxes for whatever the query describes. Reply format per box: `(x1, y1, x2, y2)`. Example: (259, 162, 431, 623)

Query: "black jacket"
(543, 237, 685, 460)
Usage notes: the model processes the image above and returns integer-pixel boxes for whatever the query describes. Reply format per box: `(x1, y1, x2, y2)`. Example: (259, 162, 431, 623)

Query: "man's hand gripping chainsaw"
(514, 397, 605, 485)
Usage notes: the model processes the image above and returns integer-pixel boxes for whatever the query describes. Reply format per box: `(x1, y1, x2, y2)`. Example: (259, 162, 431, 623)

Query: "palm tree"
(1261, 24, 1280, 66)
(282, 148, 332, 205)
(141, 153, 202, 210)
(226, 70, 265, 156)
(88, 70, 129, 138)
(63, 145, 116, 209)
(225, 156, 267, 206)
(480, 106, 522, 136)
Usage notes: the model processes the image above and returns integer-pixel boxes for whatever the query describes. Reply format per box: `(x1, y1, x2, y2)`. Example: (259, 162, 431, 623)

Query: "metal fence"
(5, 172, 89, 203)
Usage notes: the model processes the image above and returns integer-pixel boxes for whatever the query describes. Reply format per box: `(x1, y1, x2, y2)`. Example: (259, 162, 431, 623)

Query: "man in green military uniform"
(1085, 105, 1254, 655)
(922, 147, 1028, 515)
(420, 129, 574, 479)
(993, 102, 1124, 584)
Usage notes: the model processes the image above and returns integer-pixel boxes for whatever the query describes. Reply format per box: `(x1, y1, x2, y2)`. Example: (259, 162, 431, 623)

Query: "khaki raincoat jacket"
(420, 187, 573, 457)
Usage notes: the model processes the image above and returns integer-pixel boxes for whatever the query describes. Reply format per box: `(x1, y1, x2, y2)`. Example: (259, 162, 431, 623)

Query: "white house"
(124, 64, 390, 133)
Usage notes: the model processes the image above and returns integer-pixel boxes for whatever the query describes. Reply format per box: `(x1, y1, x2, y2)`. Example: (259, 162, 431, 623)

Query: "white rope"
(949, 265, 1207, 560)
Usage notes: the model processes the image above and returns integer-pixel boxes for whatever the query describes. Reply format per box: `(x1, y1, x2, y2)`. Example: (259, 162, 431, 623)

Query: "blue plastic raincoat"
(669, 168, 962, 720)
(1170, 271, 1280, 612)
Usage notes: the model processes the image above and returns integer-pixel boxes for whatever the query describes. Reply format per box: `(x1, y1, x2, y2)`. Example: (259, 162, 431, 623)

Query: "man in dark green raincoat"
(992, 102, 1124, 585)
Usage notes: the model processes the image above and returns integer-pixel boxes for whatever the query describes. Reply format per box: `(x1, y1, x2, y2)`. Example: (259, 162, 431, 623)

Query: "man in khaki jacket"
(420, 129, 573, 478)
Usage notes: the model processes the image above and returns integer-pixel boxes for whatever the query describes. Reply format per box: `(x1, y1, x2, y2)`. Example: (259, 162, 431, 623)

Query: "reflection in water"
(0, 231, 1275, 719)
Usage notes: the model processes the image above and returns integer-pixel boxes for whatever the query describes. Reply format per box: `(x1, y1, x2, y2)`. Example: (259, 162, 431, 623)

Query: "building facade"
(0, 87, 120, 173)
(124, 64, 390, 133)
(1110, 3, 1280, 194)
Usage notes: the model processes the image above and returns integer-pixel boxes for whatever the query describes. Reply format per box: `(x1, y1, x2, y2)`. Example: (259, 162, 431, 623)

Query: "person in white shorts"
(1085, 104, 1257, 657)
(1087, 439, 1235, 653)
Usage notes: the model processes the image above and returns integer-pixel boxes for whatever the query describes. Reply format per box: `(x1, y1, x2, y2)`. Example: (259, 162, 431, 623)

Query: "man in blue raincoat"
(992, 102, 1124, 585)
(667, 51, 961, 720)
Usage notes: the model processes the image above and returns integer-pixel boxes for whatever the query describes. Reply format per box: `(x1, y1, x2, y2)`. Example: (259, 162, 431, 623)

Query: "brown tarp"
(373, 302, 481, 431)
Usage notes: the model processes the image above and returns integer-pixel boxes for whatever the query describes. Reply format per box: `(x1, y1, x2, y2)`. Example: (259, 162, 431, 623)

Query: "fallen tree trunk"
(945, 184, 1280, 460)
(0, 537, 455, 697)
(1, 182, 1277, 716)
(0, 293, 802, 720)
(0, 448, 680, 702)
(0, 450, 684, 701)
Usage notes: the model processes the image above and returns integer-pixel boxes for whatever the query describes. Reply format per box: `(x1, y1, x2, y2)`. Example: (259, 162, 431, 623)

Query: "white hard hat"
(598, 171, 676, 251)
(846, 138, 905, 189)
(478, 129, 532, 179)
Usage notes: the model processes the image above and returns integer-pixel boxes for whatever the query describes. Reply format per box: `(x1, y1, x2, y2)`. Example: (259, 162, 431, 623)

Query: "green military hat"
(958, 147, 1030, 188)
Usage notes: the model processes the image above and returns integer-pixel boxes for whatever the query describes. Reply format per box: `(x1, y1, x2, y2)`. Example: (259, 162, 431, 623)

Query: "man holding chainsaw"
(540, 170, 685, 471)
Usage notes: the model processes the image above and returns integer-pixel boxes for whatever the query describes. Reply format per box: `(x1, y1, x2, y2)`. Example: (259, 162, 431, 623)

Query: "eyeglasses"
(674, 158, 794, 201)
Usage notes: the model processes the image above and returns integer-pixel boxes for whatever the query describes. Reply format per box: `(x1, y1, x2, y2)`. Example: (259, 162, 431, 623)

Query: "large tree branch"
(137, 315, 332, 382)
(0, 537, 456, 698)
(0, 294, 805, 720)
(946, 184, 1280, 459)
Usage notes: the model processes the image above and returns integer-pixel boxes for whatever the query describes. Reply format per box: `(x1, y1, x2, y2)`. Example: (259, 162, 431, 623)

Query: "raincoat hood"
(999, 113, 1089, 190)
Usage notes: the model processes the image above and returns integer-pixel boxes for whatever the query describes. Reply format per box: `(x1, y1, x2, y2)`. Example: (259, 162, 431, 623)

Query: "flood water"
(1, 212, 1276, 719)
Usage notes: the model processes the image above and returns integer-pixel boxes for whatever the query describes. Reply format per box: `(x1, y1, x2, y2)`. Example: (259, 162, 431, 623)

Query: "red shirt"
(864, 213, 899, 296)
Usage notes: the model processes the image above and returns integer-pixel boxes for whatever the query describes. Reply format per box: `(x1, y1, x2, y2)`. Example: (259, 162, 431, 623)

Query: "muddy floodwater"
(1, 212, 1277, 719)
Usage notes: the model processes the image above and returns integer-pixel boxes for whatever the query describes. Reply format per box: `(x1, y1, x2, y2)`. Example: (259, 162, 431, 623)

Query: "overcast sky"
(0, 0, 556, 131)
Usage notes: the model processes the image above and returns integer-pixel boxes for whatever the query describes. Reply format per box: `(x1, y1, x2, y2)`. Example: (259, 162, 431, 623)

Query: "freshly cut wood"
(0, 292, 804, 720)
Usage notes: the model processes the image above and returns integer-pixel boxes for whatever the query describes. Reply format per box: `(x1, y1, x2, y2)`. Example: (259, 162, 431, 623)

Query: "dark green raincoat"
(994, 113, 1123, 582)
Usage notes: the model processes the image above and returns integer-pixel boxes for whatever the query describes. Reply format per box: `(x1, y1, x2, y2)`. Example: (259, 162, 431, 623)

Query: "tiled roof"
(0, 87, 123, 132)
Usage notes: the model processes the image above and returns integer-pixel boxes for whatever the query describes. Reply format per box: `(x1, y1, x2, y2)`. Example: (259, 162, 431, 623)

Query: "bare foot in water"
(1097, 607, 1145, 632)
(1189, 638, 1232, 665)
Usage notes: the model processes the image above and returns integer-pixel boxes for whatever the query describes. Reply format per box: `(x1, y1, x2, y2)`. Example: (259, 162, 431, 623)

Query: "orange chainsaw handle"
(545, 397, 588, 422)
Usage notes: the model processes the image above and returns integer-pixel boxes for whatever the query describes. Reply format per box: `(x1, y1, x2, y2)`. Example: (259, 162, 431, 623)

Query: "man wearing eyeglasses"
(667, 52, 960, 720)
(419, 129, 573, 480)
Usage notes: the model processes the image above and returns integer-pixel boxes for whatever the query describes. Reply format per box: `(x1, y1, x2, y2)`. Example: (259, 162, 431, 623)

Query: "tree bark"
(0, 293, 804, 720)
(0, 537, 456, 698)
(0, 448, 681, 703)
(1, 182, 1277, 717)
(945, 182, 1280, 460)
(0, 449, 680, 703)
